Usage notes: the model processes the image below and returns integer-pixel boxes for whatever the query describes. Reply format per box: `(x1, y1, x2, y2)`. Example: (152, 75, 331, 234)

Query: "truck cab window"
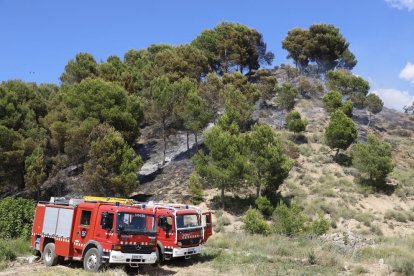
(101, 212, 114, 230)
(80, 210, 92, 226)
(177, 214, 200, 228)
(158, 216, 173, 231)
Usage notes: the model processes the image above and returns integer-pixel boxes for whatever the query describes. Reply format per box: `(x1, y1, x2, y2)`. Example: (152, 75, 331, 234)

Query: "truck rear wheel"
(43, 243, 58, 267)
(83, 248, 102, 272)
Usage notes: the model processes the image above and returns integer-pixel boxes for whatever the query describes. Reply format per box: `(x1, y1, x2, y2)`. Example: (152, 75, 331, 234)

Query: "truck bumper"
(109, 251, 157, 264)
(172, 245, 202, 258)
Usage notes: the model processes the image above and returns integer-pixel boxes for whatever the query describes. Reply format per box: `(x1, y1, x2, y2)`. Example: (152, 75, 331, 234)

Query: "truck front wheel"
(155, 246, 165, 266)
(43, 243, 59, 266)
(83, 248, 102, 272)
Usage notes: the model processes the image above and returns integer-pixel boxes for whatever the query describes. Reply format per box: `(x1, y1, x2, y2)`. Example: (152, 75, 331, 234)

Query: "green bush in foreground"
(243, 208, 271, 235)
(0, 197, 35, 239)
(272, 203, 307, 236)
(0, 238, 32, 270)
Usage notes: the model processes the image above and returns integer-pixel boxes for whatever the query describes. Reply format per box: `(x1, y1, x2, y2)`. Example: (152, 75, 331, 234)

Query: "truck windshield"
(117, 212, 156, 234)
(176, 214, 200, 229)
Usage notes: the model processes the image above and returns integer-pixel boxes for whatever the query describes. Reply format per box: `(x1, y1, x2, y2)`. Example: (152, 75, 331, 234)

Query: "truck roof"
(133, 203, 201, 215)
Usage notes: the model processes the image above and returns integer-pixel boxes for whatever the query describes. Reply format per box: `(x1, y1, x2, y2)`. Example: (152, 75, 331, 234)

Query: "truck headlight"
(112, 245, 122, 251)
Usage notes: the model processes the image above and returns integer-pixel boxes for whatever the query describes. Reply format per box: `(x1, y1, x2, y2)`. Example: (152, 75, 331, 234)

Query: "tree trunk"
(162, 120, 166, 165)
(335, 148, 340, 161)
(280, 110, 285, 130)
(186, 131, 189, 151)
(224, 48, 228, 73)
(368, 112, 372, 127)
(19, 169, 25, 191)
(256, 185, 262, 198)
(221, 188, 225, 209)
(194, 133, 198, 152)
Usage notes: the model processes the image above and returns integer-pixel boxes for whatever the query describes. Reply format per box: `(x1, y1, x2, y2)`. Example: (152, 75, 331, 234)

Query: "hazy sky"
(1, 0, 413, 110)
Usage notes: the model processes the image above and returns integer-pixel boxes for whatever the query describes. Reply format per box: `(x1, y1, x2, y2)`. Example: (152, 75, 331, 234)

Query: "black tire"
(83, 248, 102, 272)
(43, 243, 58, 267)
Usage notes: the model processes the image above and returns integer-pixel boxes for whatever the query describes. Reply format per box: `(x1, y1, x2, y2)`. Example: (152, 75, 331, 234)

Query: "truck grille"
(120, 244, 153, 254)
(180, 238, 201, 246)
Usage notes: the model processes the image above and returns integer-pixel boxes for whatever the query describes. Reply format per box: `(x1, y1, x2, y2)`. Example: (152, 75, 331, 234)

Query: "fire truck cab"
(31, 197, 158, 272)
(134, 203, 213, 262)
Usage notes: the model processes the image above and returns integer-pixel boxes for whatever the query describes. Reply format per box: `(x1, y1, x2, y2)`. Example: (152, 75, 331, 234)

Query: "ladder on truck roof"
(42, 196, 134, 206)
(83, 196, 134, 205)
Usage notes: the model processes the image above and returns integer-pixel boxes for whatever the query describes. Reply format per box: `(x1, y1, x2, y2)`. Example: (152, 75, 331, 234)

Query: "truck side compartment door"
(202, 211, 212, 243)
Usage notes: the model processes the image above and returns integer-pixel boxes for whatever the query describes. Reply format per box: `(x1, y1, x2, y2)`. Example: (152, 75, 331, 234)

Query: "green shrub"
(0, 238, 32, 269)
(218, 215, 231, 226)
(299, 144, 313, 157)
(0, 197, 35, 239)
(384, 210, 408, 223)
(272, 203, 307, 236)
(188, 173, 204, 204)
(390, 256, 414, 276)
(243, 208, 270, 235)
(286, 111, 308, 134)
(214, 215, 231, 233)
(255, 196, 274, 217)
(309, 213, 330, 236)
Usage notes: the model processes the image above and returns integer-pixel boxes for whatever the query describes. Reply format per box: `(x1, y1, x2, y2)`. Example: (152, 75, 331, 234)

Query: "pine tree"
(365, 94, 384, 127)
(181, 90, 212, 150)
(325, 110, 357, 160)
(24, 146, 47, 199)
(352, 135, 394, 182)
(244, 124, 293, 197)
(193, 124, 245, 209)
(286, 111, 308, 135)
(83, 125, 143, 197)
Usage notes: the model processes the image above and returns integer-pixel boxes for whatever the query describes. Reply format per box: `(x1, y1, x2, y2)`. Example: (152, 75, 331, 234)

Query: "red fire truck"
(133, 202, 213, 262)
(31, 197, 158, 272)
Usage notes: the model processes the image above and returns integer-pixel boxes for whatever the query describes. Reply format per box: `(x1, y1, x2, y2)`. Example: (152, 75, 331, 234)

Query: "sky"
(0, 0, 413, 110)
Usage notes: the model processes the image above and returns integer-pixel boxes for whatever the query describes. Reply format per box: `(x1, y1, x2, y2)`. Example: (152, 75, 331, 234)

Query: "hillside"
(2, 67, 414, 275)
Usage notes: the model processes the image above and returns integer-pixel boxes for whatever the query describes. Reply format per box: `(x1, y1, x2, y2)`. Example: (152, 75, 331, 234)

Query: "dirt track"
(0, 256, 217, 276)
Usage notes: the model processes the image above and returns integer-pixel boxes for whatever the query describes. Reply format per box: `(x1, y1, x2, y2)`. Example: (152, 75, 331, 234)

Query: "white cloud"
(385, 0, 414, 10)
(371, 88, 414, 111)
(399, 62, 414, 83)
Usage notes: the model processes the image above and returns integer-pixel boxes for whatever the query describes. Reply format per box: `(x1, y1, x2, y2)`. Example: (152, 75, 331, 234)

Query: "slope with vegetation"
(1, 22, 414, 275)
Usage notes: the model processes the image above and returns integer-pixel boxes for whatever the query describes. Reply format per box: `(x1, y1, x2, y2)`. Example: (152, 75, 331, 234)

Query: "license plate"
(132, 255, 142, 260)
